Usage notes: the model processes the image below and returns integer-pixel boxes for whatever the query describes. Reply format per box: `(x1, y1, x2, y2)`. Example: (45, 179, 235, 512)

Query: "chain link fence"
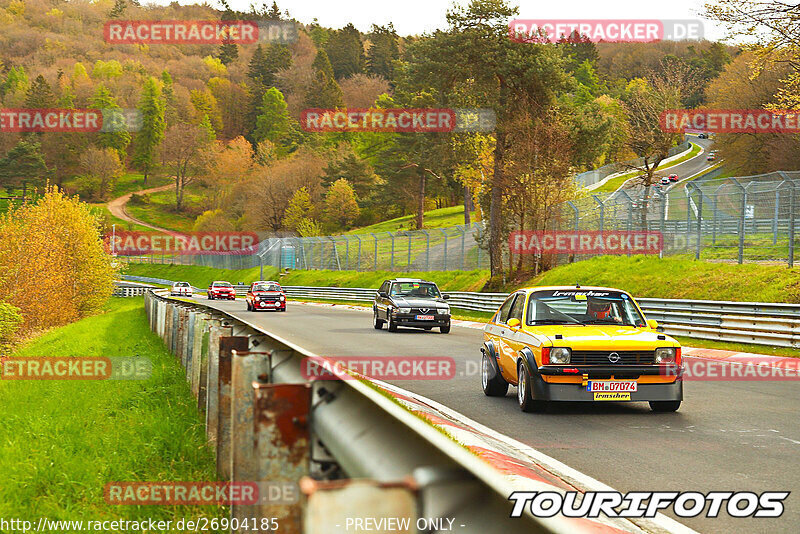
(124, 170, 800, 272)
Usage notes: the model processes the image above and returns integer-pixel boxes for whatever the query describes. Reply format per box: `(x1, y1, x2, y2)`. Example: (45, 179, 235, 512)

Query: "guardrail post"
(253, 381, 311, 534)
(205, 319, 228, 447)
(732, 178, 746, 264)
(217, 335, 249, 480)
(191, 313, 210, 400)
(185, 311, 196, 382)
(231, 349, 271, 528)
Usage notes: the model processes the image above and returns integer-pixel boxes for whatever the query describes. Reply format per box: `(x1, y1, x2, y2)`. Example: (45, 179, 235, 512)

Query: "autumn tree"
(80, 146, 123, 200)
(282, 186, 318, 231)
(324, 178, 360, 229)
(366, 24, 400, 81)
(0, 187, 116, 333)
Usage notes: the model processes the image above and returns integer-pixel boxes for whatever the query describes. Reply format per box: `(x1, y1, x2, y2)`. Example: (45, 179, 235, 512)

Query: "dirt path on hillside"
(107, 183, 174, 232)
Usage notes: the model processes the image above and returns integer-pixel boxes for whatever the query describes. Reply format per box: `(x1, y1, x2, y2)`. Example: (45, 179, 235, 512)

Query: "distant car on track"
(207, 281, 236, 300)
(480, 286, 683, 413)
(668, 173, 679, 182)
(697, 133, 708, 139)
(246, 281, 286, 312)
(660, 176, 671, 186)
(373, 278, 451, 333)
(707, 152, 716, 161)
(170, 281, 193, 297)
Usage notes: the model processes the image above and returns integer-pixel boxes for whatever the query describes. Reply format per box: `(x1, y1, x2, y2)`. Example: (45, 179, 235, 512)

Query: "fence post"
(712, 185, 724, 247)
(407, 234, 412, 271)
(390, 232, 395, 271)
(460, 226, 466, 270)
(475, 224, 482, 269)
(732, 178, 746, 264)
(441, 229, 449, 271)
(345, 237, 350, 270)
(774, 186, 780, 245)
(690, 183, 703, 260)
(355, 234, 362, 272)
(422, 230, 430, 271)
(566, 200, 579, 231)
(593, 195, 604, 234)
(372, 233, 378, 271)
(778, 172, 795, 268)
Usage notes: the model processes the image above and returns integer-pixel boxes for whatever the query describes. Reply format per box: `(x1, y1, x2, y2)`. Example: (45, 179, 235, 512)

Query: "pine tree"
(91, 84, 131, 161)
(366, 24, 400, 80)
(199, 114, 216, 143)
(161, 70, 178, 127)
(24, 75, 56, 109)
(132, 77, 165, 185)
(304, 50, 344, 109)
(0, 139, 49, 197)
(266, 1, 281, 20)
(324, 23, 365, 80)
(252, 87, 291, 144)
(109, 0, 126, 18)
(217, 1, 239, 65)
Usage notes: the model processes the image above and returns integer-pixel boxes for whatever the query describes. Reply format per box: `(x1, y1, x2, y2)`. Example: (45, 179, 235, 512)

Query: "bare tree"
(80, 147, 122, 200)
(159, 124, 209, 210)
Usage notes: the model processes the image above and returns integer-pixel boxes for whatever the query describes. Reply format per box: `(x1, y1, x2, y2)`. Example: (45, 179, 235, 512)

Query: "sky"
(154, 0, 732, 41)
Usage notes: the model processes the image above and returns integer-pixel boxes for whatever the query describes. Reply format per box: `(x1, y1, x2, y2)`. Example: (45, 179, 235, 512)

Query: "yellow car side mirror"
(647, 319, 659, 330)
(507, 318, 521, 329)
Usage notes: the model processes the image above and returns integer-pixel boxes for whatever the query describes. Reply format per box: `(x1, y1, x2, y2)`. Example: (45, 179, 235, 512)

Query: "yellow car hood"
(524, 324, 678, 350)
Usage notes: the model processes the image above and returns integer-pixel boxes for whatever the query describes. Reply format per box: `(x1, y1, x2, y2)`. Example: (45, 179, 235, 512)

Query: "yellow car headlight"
(654, 347, 676, 364)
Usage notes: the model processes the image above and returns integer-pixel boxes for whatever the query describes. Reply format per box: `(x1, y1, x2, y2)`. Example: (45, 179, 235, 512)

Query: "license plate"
(588, 380, 638, 392)
(416, 315, 435, 321)
(594, 392, 631, 401)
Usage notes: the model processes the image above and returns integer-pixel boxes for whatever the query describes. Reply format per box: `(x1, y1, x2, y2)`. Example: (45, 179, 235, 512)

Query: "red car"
(246, 281, 286, 312)
(668, 174, 679, 182)
(207, 281, 236, 300)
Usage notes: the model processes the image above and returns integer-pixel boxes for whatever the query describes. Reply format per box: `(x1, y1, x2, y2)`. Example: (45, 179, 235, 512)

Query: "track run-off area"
(189, 296, 800, 534)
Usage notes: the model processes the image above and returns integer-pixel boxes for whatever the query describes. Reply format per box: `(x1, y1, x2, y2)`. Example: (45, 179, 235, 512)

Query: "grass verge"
(0, 298, 223, 522)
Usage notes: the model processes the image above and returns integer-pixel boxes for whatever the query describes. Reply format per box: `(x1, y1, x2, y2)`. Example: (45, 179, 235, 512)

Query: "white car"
(170, 282, 193, 297)
(660, 177, 671, 186)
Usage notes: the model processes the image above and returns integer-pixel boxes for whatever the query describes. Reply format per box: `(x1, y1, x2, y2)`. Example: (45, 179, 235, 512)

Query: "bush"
(0, 187, 117, 333)
(0, 301, 22, 352)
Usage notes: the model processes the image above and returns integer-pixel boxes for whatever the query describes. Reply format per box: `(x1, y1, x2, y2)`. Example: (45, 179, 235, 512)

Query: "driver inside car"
(586, 297, 621, 322)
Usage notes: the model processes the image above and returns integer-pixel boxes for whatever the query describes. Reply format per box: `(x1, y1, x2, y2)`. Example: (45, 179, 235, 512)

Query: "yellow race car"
(481, 286, 682, 412)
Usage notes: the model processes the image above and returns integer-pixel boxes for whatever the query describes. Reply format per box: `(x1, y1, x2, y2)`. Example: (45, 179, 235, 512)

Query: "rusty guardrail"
(144, 289, 564, 534)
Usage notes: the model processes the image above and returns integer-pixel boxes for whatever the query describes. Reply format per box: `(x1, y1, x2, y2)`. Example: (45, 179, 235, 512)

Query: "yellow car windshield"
(527, 290, 646, 327)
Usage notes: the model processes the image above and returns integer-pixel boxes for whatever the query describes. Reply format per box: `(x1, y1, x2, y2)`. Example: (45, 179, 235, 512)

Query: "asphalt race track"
(192, 297, 799, 534)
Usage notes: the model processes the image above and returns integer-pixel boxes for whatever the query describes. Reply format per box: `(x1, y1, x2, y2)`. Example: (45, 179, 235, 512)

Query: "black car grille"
(570, 351, 655, 365)
(410, 307, 440, 315)
(258, 295, 279, 302)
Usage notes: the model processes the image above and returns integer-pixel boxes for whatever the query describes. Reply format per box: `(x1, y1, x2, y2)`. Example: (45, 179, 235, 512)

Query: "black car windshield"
(390, 282, 440, 299)
(213, 282, 232, 287)
(527, 290, 646, 327)
(175, 282, 189, 287)
(253, 283, 281, 292)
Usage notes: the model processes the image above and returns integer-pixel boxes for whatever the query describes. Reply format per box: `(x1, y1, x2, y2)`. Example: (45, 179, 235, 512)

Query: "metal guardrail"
(124, 276, 800, 348)
(113, 281, 156, 297)
(279, 287, 800, 349)
(143, 289, 567, 534)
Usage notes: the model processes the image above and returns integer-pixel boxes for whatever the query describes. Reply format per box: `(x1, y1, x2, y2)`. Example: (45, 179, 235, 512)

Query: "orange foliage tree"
(0, 187, 117, 333)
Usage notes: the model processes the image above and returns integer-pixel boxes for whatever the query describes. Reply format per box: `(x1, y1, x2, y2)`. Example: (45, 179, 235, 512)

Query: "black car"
(373, 278, 451, 333)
